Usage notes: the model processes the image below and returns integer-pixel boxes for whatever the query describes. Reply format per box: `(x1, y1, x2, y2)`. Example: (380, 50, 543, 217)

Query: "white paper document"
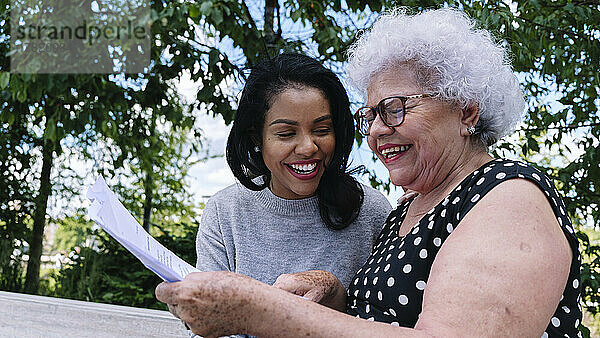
(87, 176, 200, 282)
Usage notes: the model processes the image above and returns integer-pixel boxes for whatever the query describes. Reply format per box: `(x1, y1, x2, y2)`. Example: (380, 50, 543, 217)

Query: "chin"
(388, 171, 409, 188)
(294, 186, 318, 198)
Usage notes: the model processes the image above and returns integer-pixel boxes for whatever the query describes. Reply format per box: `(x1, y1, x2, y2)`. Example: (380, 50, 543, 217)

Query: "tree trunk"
(142, 169, 153, 232)
(264, 0, 277, 47)
(23, 130, 54, 294)
(141, 113, 155, 233)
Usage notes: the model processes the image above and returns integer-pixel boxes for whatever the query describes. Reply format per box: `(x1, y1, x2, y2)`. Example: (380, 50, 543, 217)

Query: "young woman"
(195, 53, 391, 288)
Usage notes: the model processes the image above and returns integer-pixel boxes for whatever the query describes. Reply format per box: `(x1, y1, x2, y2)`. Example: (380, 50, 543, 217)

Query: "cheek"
(322, 136, 336, 164)
(261, 153, 274, 171)
(261, 139, 285, 170)
(366, 136, 378, 154)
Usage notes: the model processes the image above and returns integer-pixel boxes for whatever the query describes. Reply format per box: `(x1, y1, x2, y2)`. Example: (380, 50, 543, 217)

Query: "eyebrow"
(269, 119, 298, 126)
(268, 115, 332, 126)
(314, 115, 332, 123)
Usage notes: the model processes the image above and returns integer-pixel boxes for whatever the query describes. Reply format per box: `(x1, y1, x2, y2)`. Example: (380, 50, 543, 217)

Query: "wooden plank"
(0, 291, 188, 337)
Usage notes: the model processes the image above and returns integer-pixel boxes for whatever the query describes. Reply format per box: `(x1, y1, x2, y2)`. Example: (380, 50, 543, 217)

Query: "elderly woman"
(156, 8, 582, 337)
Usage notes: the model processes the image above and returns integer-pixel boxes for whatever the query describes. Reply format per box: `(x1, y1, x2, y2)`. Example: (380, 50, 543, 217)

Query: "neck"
(409, 148, 492, 216)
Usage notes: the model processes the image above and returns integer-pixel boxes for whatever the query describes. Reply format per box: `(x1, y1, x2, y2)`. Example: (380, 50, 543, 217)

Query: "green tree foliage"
(51, 213, 94, 253)
(53, 219, 197, 309)
(0, 98, 36, 291)
(0, 0, 202, 293)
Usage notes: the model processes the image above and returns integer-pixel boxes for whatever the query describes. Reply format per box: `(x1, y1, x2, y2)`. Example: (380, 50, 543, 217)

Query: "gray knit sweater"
(195, 182, 392, 287)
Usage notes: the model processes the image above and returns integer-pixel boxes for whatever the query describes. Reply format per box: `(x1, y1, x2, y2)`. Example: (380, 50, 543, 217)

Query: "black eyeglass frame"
(354, 94, 433, 135)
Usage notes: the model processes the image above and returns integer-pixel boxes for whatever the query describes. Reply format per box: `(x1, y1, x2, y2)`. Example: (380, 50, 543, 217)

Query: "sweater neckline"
(252, 187, 319, 216)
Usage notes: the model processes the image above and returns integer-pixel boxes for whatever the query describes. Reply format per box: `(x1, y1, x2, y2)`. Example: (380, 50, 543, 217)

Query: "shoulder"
(206, 183, 249, 205)
(466, 177, 566, 236)
(202, 183, 254, 219)
(459, 166, 571, 254)
(453, 177, 573, 288)
(417, 178, 572, 336)
(465, 158, 553, 191)
(460, 158, 571, 229)
(357, 183, 392, 223)
(438, 158, 575, 274)
(360, 183, 392, 209)
(201, 183, 258, 233)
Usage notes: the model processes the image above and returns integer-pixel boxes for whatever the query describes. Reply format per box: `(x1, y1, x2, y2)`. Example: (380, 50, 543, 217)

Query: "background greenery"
(1, 0, 598, 336)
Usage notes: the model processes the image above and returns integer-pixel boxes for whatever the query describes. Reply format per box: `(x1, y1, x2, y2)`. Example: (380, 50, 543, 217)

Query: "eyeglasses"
(354, 94, 433, 135)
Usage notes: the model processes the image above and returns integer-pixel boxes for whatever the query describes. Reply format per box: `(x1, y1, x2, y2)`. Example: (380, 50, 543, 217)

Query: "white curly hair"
(347, 8, 526, 146)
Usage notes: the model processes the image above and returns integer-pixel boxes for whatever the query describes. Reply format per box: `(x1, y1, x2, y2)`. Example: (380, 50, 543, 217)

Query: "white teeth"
(380, 145, 410, 158)
(381, 146, 399, 155)
(289, 162, 317, 173)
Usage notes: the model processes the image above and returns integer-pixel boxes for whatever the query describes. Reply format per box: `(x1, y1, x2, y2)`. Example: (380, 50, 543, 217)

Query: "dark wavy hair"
(226, 53, 364, 230)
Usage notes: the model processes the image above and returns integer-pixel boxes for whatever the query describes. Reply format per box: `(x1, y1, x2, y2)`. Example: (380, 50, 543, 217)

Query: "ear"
(459, 102, 480, 137)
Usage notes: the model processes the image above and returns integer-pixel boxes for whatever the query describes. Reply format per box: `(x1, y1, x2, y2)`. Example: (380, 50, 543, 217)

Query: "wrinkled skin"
(273, 270, 346, 311)
(155, 271, 261, 337)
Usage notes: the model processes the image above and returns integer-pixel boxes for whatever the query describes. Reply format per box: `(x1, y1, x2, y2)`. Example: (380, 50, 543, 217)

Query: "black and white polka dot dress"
(346, 159, 582, 337)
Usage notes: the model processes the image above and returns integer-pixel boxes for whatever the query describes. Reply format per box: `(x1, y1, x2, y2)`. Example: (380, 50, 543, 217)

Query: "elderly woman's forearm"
(246, 285, 435, 338)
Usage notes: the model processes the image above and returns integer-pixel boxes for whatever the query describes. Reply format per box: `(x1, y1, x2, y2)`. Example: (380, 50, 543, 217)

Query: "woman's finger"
(272, 274, 299, 292)
(155, 281, 180, 303)
(303, 288, 325, 302)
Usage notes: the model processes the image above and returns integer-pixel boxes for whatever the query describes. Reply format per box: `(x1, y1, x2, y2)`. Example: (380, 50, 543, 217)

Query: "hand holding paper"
(87, 176, 199, 282)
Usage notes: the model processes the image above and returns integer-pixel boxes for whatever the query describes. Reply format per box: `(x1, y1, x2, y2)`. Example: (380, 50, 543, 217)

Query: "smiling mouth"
(286, 162, 318, 175)
(380, 145, 412, 160)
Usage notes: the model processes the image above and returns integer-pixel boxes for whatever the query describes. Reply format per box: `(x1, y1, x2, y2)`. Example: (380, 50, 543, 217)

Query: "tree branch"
(514, 14, 584, 40)
(241, 0, 270, 58)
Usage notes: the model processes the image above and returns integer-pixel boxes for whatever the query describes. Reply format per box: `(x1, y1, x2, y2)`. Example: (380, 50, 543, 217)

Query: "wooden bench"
(0, 291, 188, 337)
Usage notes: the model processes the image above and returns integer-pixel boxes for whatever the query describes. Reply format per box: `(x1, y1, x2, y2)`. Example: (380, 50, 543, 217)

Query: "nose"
(295, 134, 318, 157)
(368, 113, 394, 138)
